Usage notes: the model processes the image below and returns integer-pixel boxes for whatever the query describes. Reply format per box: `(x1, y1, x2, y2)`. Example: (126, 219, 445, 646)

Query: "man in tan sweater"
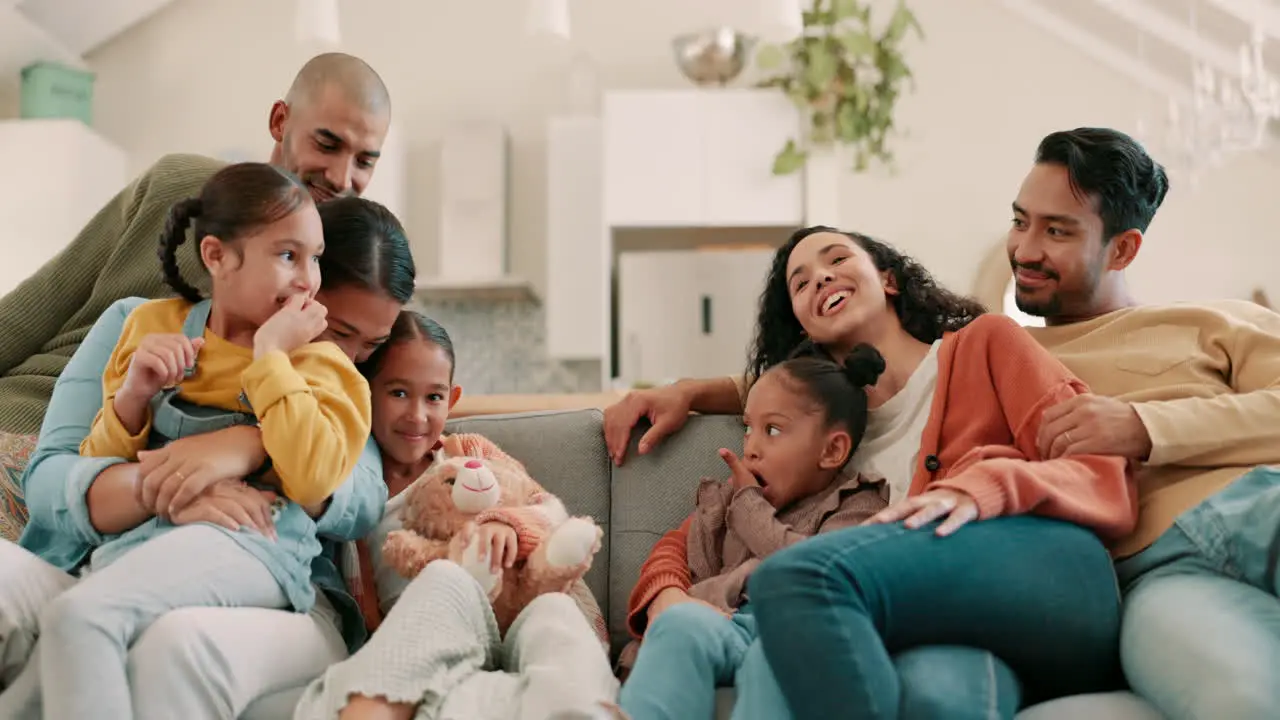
(1009, 127, 1280, 720)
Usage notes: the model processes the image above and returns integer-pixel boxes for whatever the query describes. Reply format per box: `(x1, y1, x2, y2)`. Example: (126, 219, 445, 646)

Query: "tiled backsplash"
(412, 298, 603, 394)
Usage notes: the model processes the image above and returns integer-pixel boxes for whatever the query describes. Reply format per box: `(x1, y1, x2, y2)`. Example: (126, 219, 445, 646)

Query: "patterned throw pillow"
(0, 432, 35, 542)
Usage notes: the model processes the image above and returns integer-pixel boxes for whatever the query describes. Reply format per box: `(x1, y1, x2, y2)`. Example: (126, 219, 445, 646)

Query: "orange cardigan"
(625, 314, 1138, 638)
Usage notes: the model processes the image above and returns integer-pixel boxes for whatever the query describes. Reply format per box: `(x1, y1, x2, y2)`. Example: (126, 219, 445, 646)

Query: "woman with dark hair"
(604, 226, 1137, 719)
(0, 196, 416, 719)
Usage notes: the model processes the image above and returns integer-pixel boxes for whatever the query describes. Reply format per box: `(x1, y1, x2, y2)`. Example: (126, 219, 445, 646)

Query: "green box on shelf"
(20, 61, 96, 125)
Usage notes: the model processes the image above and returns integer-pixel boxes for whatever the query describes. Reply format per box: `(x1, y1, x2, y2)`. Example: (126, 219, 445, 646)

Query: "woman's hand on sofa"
(170, 481, 278, 539)
(136, 425, 267, 517)
(604, 378, 745, 465)
(604, 385, 693, 465)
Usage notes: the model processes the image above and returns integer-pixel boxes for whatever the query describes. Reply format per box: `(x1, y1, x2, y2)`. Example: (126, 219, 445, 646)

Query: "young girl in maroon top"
(617, 343, 887, 720)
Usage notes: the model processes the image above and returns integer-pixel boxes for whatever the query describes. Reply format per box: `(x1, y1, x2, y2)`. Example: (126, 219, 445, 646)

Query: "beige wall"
(84, 0, 1280, 306)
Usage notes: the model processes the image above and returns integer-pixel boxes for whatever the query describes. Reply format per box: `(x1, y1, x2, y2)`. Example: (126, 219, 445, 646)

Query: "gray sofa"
(442, 409, 1163, 720)
(246, 408, 1165, 719)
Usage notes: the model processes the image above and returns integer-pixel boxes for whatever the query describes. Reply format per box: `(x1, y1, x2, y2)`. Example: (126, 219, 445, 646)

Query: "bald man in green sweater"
(0, 52, 391, 437)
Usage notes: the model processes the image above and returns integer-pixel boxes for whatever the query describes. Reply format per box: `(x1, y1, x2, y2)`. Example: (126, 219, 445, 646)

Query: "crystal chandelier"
(1163, 5, 1280, 182)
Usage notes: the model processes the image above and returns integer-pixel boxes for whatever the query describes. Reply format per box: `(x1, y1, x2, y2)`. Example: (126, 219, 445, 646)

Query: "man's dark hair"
(1035, 128, 1170, 241)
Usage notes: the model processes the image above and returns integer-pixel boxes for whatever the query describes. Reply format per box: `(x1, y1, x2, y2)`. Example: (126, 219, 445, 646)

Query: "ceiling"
(0, 0, 176, 97)
(15, 0, 177, 56)
(1004, 1, 1280, 122)
(1007, 0, 1280, 91)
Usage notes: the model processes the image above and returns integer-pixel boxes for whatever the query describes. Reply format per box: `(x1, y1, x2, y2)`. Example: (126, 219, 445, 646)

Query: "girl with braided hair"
(10, 162, 374, 719)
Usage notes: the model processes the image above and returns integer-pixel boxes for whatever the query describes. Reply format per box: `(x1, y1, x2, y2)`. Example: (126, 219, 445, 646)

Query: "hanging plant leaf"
(757, 0, 921, 175)
(756, 43, 787, 72)
(840, 31, 875, 57)
(886, 2, 923, 43)
(773, 139, 809, 175)
(833, 0, 862, 21)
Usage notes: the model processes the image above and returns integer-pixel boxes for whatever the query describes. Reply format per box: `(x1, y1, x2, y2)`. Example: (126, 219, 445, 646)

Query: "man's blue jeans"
(749, 516, 1123, 719)
(619, 601, 1020, 720)
(1115, 466, 1280, 720)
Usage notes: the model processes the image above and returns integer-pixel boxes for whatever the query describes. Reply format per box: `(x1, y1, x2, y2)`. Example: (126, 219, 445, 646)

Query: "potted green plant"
(756, 0, 922, 175)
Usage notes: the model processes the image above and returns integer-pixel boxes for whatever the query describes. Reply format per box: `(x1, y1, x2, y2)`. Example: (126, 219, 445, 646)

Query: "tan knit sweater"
(1028, 300, 1280, 558)
(0, 154, 225, 434)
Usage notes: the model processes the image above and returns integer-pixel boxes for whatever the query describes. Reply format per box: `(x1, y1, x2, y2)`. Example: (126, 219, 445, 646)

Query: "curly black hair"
(745, 226, 987, 382)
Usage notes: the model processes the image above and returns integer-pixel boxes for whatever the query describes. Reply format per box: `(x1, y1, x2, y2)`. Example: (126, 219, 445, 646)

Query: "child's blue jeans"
(618, 602, 785, 720)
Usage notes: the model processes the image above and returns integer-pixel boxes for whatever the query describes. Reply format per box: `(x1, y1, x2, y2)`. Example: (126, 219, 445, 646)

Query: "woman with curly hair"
(604, 226, 1136, 719)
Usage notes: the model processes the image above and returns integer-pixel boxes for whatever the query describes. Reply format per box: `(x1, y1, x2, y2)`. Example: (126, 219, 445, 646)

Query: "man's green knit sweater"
(0, 153, 226, 434)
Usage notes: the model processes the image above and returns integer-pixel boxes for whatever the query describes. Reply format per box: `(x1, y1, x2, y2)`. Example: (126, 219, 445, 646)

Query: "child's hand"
(646, 587, 730, 631)
(477, 521, 518, 572)
(719, 449, 759, 491)
(121, 334, 205, 400)
(447, 522, 478, 563)
(253, 295, 328, 359)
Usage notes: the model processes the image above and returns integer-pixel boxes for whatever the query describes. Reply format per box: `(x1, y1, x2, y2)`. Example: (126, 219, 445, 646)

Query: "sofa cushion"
(0, 432, 34, 542)
(609, 414, 746, 651)
(445, 410, 612, 624)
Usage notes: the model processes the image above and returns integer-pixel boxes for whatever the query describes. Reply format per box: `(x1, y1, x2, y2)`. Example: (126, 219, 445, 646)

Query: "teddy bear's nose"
(465, 459, 483, 469)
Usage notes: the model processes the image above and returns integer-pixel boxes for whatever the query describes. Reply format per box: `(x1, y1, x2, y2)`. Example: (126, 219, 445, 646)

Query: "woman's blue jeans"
(749, 516, 1124, 719)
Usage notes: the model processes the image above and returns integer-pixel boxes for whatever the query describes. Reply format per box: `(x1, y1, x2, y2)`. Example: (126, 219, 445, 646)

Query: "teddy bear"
(381, 454, 603, 632)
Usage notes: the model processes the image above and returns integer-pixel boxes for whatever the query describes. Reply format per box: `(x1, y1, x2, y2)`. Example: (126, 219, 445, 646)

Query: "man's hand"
(862, 488, 980, 537)
(136, 425, 266, 517)
(169, 481, 278, 540)
(602, 385, 693, 466)
(645, 587, 729, 631)
(1037, 394, 1153, 461)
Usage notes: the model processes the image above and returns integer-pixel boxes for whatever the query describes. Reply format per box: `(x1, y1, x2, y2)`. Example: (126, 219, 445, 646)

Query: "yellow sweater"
(81, 298, 372, 506)
(1028, 300, 1280, 558)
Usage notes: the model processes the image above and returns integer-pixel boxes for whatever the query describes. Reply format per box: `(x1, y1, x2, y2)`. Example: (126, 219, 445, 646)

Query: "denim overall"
(148, 299, 257, 444)
(144, 300, 280, 509)
(87, 299, 324, 612)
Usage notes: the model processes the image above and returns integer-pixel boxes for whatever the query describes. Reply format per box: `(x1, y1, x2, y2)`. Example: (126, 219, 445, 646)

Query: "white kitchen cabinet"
(603, 89, 803, 228)
(0, 118, 126, 297)
(603, 92, 703, 228)
(438, 121, 509, 281)
(545, 115, 606, 360)
(617, 247, 775, 386)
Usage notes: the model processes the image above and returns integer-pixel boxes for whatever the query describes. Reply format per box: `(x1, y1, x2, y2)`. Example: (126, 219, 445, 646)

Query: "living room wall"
(74, 0, 1280, 390)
